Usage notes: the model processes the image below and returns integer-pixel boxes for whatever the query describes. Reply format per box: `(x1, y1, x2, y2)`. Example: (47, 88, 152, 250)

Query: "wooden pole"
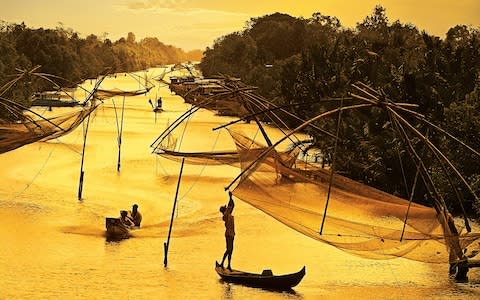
(239, 94, 272, 146)
(77, 113, 92, 200)
(225, 103, 374, 191)
(389, 107, 474, 231)
(117, 95, 126, 172)
(150, 106, 200, 150)
(320, 98, 343, 235)
(164, 158, 185, 267)
(400, 162, 421, 241)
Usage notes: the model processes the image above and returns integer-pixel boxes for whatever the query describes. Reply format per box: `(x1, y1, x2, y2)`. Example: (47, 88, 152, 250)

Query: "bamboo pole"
(77, 113, 92, 200)
(387, 111, 410, 197)
(233, 86, 342, 139)
(358, 82, 471, 161)
(164, 158, 185, 267)
(389, 107, 475, 231)
(0, 97, 65, 131)
(225, 103, 374, 191)
(150, 106, 200, 150)
(212, 102, 308, 131)
(392, 111, 451, 216)
(243, 93, 313, 149)
(394, 107, 480, 158)
(117, 95, 126, 172)
(238, 94, 272, 147)
(320, 98, 343, 235)
(429, 134, 472, 232)
(354, 82, 476, 230)
(400, 153, 421, 241)
(212, 80, 348, 156)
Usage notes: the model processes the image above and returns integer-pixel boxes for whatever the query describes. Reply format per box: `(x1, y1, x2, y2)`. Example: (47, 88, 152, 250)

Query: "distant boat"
(153, 105, 163, 113)
(31, 98, 80, 107)
(31, 90, 80, 107)
(214, 261, 305, 290)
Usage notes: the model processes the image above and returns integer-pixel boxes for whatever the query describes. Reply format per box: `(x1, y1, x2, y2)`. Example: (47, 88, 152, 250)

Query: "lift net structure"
(228, 129, 480, 264)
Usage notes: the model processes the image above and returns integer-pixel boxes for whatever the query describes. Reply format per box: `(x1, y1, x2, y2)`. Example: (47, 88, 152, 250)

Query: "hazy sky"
(1, 0, 479, 50)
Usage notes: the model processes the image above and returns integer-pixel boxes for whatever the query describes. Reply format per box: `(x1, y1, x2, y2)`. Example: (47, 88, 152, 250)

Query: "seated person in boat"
(120, 210, 134, 227)
(128, 204, 142, 227)
(219, 191, 235, 271)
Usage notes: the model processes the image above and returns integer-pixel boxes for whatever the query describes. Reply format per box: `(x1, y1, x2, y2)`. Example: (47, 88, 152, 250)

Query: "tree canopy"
(0, 21, 202, 106)
(199, 6, 480, 217)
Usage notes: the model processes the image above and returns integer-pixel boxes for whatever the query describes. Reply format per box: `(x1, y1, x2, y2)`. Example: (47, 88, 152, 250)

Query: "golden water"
(0, 68, 479, 299)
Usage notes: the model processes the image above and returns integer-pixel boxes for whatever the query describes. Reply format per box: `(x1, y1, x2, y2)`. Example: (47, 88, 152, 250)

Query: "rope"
(371, 226, 404, 296)
(11, 143, 57, 199)
(175, 104, 196, 151)
(155, 154, 170, 176)
(320, 98, 343, 234)
(176, 129, 223, 205)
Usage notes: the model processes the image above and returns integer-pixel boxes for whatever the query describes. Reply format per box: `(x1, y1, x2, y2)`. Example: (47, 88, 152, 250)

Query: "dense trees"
(0, 21, 202, 102)
(199, 6, 480, 217)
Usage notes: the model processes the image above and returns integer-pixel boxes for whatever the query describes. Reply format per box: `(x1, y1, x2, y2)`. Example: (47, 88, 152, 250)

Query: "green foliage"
(0, 21, 203, 101)
(199, 6, 480, 217)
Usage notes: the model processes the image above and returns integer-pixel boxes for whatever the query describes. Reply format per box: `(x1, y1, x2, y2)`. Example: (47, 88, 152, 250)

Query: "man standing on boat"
(219, 191, 235, 271)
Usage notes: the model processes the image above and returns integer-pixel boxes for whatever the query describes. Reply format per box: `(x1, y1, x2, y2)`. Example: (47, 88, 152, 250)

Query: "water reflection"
(220, 280, 304, 299)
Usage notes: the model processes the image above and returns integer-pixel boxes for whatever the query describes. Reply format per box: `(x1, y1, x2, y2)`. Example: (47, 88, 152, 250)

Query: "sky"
(1, 0, 479, 51)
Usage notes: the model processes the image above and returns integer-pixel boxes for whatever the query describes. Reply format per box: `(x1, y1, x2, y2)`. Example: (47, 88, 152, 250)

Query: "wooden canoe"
(105, 217, 131, 239)
(215, 261, 305, 290)
(31, 98, 80, 107)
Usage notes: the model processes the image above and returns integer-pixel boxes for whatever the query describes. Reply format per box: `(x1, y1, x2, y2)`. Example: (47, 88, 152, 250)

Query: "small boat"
(215, 261, 305, 290)
(105, 217, 131, 239)
(31, 98, 80, 107)
(149, 98, 163, 113)
(153, 106, 163, 113)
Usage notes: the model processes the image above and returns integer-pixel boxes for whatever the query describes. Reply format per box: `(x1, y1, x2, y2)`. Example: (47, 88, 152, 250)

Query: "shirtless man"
(219, 191, 235, 271)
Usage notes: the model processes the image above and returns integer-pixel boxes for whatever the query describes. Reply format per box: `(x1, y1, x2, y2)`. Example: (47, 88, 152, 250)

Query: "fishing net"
(0, 67, 108, 154)
(228, 130, 480, 264)
(0, 103, 98, 154)
(153, 77, 480, 266)
(94, 88, 152, 100)
(153, 126, 300, 169)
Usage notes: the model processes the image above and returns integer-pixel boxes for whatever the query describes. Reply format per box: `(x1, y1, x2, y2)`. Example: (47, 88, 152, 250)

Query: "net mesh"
(227, 130, 480, 264)
(0, 104, 97, 154)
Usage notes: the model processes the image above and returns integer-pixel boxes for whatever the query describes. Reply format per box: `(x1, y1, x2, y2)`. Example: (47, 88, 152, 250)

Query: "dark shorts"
(225, 236, 234, 252)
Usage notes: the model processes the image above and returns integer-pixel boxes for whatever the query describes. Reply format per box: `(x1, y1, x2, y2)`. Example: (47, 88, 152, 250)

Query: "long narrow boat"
(153, 106, 164, 113)
(31, 98, 80, 107)
(105, 217, 131, 239)
(215, 261, 305, 290)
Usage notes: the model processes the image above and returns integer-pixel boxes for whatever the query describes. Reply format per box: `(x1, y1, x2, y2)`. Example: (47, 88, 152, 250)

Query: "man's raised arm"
(227, 191, 235, 212)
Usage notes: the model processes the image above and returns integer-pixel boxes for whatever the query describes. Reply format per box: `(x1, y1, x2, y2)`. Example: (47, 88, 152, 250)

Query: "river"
(0, 67, 479, 299)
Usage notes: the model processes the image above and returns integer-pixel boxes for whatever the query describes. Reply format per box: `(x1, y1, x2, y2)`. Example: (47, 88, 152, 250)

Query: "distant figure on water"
(129, 204, 142, 227)
(120, 210, 134, 227)
(219, 191, 235, 271)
